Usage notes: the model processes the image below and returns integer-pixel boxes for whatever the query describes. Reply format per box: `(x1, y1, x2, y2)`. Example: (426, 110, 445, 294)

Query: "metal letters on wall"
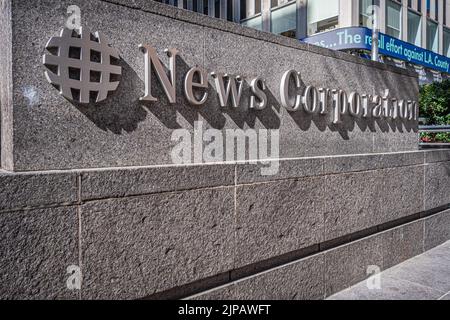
(43, 28, 122, 104)
(42, 28, 418, 123)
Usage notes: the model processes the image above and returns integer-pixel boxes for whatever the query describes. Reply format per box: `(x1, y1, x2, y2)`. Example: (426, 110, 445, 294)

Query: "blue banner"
(301, 27, 450, 74)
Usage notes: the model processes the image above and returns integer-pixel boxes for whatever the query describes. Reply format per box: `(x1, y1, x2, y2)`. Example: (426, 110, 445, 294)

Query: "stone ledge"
(80, 163, 235, 201)
(0, 171, 79, 212)
(425, 149, 450, 164)
(1, 150, 447, 209)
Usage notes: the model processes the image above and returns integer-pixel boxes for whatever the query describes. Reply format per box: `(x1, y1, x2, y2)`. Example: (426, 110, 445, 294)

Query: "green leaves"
(419, 79, 450, 126)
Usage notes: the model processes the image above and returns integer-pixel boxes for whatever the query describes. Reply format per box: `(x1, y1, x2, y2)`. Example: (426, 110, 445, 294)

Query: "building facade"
(1, 0, 450, 300)
(155, 0, 450, 82)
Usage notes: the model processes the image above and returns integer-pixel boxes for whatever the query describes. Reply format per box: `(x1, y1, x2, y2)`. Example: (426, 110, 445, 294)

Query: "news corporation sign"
(42, 27, 419, 124)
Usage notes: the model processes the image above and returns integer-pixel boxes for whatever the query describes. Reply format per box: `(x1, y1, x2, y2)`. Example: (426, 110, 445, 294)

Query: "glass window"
(444, 0, 447, 25)
(203, 0, 208, 15)
(427, 19, 439, 52)
(435, 0, 439, 20)
(360, 0, 374, 27)
(271, 0, 290, 8)
(241, 0, 262, 19)
(307, 0, 339, 35)
(408, 9, 422, 46)
(386, 0, 402, 39)
(242, 15, 263, 31)
(255, 0, 262, 14)
(271, 2, 296, 38)
(227, 0, 233, 21)
(444, 28, 450, 57)
(214, 0, 220, 18)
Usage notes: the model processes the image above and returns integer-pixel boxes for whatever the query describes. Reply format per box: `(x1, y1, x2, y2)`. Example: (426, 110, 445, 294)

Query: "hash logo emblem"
(43, 27, 122, 104)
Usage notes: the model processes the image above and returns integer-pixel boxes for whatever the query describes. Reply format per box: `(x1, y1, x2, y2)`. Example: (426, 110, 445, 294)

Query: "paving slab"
(328, 241, 450, 300)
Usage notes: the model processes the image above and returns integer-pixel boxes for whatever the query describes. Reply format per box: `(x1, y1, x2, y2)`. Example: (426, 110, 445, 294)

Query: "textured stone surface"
(0, 0, 13, 170)
(424, 150, 450, 164)
(11, 0, 205, 171)
(381, 220, 424, 269)
(324, 234, 383, 296)
(323, 165, 424, 241)
(424, 209, 450, 251)
(6, 0, 418, 171)
(81, 163, 235, 200)
(0, 206, 79, 299)
(80, 187, 234, 299)
(204, 27, 418, 162)
(0, 171, 78, 211)
(323, 151, 424, 175)
(424, 162, 450, 210)
(234, 177, 324, 268)
(236, 157, 324, 184)
(191, 254, 325, 300)
(233, 254, 325, 300)
(379, 165, 424, 223)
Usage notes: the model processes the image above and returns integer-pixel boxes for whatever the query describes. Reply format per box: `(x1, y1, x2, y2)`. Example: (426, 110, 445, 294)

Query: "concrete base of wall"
(1, 150, 449, 300)
(187, 208, 450, 300)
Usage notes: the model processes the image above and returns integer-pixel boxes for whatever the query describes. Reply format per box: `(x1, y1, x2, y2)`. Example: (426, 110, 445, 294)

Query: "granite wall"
(1, 0, 419, 171)
(0, 149, 449, 299)
(1, 1, 449, 300)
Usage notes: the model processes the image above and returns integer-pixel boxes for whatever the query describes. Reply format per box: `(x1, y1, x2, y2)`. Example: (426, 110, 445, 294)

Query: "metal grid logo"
(43, 27, 122, 104)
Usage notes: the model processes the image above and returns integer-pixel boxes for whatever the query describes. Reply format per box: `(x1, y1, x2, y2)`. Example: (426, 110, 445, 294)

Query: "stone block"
(323, 151, 424, 175)
(0, 171, 78, 211)
(425, 150, 450, 164)
(381, 220, 424, 269)
(324, 234, 383, 296)
(0, 0, 13, 170)
(0, 206, 79, 299)
(234, 177, 324, 268)
(81, 163, 235, 200)
(424, 162, 450, 210)
(424, 209, 450, 251)
(191, 253, 325, 300)
(235, 157, 323, 184)
(323, 165, 423, 241)
(80, 187, 234, 299)
(233, 254, 325, 300)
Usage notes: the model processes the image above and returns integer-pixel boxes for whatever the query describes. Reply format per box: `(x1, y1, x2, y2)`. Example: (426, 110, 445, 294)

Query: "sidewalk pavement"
(328, 241, 450, 300)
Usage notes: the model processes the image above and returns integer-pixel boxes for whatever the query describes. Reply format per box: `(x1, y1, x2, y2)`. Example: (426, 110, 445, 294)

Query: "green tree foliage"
(419, 79, 450, 143)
